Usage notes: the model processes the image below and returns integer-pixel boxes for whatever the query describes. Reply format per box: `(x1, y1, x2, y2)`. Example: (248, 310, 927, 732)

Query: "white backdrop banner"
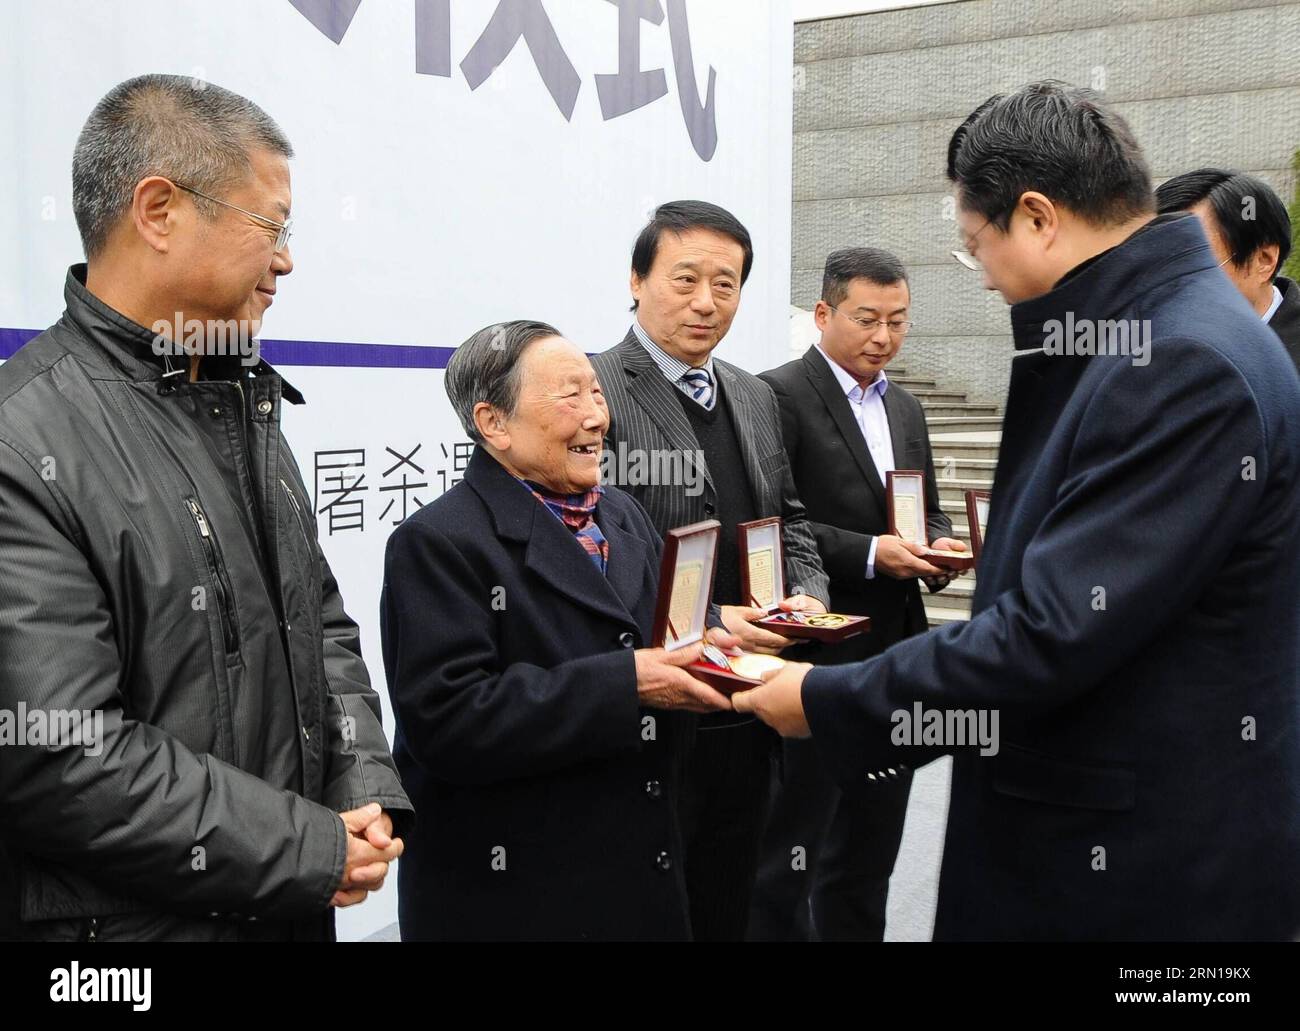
(0, 0, 793, 940)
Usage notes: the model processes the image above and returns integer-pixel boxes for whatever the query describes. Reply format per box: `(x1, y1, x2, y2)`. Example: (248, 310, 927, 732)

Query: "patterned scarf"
(525, 481, 609, 573)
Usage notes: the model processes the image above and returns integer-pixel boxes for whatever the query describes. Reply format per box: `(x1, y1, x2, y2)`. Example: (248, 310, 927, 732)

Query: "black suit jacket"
(1269, 275, 1300, 372)
(760, 348, 951, 659)
(804, 215, 1300, 940)
(591, 330, 830, 606)
(380, 447, 690, 941)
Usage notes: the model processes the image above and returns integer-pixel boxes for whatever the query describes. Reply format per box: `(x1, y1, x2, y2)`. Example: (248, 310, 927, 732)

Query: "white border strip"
(794, 0, 963, 23)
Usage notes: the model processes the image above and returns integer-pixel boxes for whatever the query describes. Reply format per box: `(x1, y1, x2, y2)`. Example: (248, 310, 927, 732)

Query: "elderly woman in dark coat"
(381, 320, 735, 941)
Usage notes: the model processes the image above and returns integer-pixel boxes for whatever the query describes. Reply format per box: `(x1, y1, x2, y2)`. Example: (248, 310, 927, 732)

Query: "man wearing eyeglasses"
(749, 247, 963, 941)
(735, 82, 1300, 941)
(0, 74, 411, 941)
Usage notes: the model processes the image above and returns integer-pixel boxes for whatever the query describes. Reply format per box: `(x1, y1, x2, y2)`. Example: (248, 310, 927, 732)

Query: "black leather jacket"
(0, 266, 412, 941)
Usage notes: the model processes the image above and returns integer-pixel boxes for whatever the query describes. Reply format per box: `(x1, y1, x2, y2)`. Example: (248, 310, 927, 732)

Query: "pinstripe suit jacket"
(592, 330, 829, 606)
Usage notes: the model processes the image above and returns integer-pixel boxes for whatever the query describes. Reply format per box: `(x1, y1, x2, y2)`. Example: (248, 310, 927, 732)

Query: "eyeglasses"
(827, 305, 914, 335)
(171, 180, 294, 252)
(952, 218, 994, 271)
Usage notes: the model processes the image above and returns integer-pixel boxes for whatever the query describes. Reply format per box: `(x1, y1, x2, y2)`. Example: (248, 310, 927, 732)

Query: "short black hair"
(1156, 167, 1292, 276)
(629, 200, 753, 311)
(821, 247, 909, 309)
(947, 80, 1153, 230)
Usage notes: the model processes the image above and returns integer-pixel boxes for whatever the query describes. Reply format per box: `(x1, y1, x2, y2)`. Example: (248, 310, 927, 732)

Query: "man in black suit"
(382, 321, 735, 940)
(735, 82, 1300, 940)
(1156, 168, 1300, 369)
(591, 201, 831, 940)
(750, 248, 964, 940)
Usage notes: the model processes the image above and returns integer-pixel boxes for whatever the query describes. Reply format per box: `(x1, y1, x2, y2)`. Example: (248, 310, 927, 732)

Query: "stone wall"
(792, 0, 1300, 404)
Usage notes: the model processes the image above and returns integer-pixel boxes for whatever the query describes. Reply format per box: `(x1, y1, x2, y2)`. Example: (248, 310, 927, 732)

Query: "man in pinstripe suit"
(591, 200, 830, 941)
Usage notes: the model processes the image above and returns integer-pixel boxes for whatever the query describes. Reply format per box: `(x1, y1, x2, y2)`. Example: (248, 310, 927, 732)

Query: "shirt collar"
(1263, 283, 1285, 323)
(814, 342, 888, 401)
(631, 318, 716, 385)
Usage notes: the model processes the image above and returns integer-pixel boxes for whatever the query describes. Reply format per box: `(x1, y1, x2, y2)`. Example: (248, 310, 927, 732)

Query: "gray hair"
(72, 73, 293, 257)
(445, 321, 562, 444)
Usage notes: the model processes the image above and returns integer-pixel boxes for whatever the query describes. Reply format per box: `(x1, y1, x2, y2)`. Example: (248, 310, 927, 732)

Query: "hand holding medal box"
(651, 521, 786, 692)
(886, 470, 976, 571)
(737, 517, 870, 643)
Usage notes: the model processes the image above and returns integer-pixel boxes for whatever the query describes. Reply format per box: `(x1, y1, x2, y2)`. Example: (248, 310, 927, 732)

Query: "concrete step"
(925, 416, 1003, 433)
(907, 389, 970, 403)
(919, 403, 1001, 419)
(938, 457, 998, 474)
(938, 575, 976, 599)
(937, 478, 994, 504)
(890, 376, 937, 390)
(936, 475, 996, 488)
(925, 604, 971, 626)
(931, 458, 998, 484)
(930, 442, 1002, 462)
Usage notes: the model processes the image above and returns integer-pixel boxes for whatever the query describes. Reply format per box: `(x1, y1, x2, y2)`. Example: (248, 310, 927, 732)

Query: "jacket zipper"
(186, 497, 240, 654)
(281, 478, 313, 556)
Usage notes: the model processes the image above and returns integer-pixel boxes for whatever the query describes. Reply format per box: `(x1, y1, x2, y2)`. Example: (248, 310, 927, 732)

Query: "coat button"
(618, 631, 635, 648)
(645, 779, 663, 799)
(654, 851, 672, 873)
(257, 399, 273, 415)
(704, 502, 715, 516)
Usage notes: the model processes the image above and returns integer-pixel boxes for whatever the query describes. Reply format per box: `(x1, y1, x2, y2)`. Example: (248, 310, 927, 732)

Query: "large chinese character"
(431, 441, 473, 496)
(595, 0, 667, 119)
(314, 449, 368, 535)
(461, 0, 581, 120)
(288, 0, 363, 44)
(666, 0, 716, 161)
(379, 444, 429, 525)
(414, 0, 452, 76)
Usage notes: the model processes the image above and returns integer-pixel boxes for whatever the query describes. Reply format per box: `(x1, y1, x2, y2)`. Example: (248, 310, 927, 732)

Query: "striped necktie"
(680, 367, 715, 410)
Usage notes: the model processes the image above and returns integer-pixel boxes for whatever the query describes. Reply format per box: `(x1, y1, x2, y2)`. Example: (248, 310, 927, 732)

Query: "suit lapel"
(801, 348, 887, 510)
(599, 501, 650, 620)
(616, 333, 714, 494)
(465, 448, 637, 630)
(881, 380, 915, 471)
(522, 512, 638, 630)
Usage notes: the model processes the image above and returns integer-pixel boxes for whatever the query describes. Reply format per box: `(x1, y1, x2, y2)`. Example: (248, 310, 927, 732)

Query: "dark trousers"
(675, 715, 775, 942)
(748, 735, 912, 941)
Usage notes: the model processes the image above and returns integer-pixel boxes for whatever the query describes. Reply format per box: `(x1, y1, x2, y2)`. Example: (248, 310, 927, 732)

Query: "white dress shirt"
(1263, 284, 1284, 324)
(814, 344, 895, 579)
(631, 319, 717, 405)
